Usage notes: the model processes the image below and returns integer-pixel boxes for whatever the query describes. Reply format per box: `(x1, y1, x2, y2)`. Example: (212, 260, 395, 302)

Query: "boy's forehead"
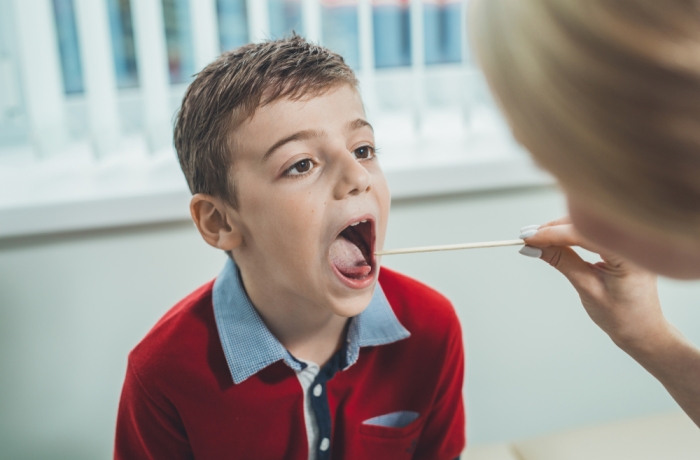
(235, 86, 367, 151)
(258, 85, 363, 121)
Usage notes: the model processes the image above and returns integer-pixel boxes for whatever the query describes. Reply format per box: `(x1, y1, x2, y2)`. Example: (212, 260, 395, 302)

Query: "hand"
(519, 217, 672, 351)
(521, 217, 700, 428)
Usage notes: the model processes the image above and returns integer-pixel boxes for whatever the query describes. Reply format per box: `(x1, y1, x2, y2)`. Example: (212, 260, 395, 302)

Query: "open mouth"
(329, 218, 376, 285)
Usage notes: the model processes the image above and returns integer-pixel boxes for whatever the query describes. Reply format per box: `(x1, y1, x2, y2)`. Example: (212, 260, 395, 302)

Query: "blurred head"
(470, 0, 700, 278)
(174, 36, 390, 317)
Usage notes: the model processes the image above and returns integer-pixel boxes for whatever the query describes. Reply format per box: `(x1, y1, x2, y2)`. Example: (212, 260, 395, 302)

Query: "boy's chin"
(329, 290, 375, 318)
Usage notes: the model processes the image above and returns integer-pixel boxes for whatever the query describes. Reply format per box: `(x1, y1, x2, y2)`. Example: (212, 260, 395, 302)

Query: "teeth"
(350, 222, 359, 227)
(360, 220, 367, 223)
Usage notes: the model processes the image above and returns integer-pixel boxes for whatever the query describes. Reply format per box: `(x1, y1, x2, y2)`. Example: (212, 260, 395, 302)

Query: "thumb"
(523, 245, 594, 292)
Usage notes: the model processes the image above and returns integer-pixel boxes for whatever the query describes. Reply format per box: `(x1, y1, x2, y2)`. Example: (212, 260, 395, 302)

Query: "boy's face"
(228, 85, 390, 317)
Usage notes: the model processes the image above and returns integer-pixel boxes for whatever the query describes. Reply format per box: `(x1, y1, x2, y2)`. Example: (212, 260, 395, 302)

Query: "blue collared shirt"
(212, 258, 412, 460)
(212, 257, 411, 384)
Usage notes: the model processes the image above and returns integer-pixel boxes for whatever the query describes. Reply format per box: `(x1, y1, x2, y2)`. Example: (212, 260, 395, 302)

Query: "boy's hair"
(471, 0, 700, 240)
(174, 35, 359, 207)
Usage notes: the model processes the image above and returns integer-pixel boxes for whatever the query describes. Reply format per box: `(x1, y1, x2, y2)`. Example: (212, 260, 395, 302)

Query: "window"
(269, 0, 303, 38)
(162, 0, 195, 84)
(0, 0, 27, 147)
(0, 0, 545, 239)
(321, 0, 360, 69)
(52, 0, 84, 94)
(217, 0, 249, 51)
(424, 0, 462, 65)
(373, 0, 411, 68)
(50, 0, 197, 90)
(107, 0, 139, 88)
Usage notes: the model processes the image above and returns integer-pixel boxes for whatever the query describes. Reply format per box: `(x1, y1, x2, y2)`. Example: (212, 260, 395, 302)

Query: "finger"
(538, 216, 572, 228)
(521, 224, 608, 256)
(522, 224, 580, 248)
(520, 216, 571, 234)
(520, 244, 602, 300)
(537, 245, 598, 293)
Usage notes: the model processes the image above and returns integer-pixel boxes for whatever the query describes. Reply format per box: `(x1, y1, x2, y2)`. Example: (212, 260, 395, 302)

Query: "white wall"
(1, 186, 698, 459)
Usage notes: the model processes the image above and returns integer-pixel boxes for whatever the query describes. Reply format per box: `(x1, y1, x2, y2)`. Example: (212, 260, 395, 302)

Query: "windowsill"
(0, 134, 552, 240)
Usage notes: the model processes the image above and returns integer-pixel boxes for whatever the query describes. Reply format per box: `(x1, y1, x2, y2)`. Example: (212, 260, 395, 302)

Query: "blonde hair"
(470, 0, 700, 240)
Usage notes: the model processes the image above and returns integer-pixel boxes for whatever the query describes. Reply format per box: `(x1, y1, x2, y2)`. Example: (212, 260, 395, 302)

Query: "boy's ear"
(190, 194, 243, 251)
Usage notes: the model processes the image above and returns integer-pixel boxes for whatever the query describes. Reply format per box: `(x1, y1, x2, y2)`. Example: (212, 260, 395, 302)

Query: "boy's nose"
(332, 151, 372, 200)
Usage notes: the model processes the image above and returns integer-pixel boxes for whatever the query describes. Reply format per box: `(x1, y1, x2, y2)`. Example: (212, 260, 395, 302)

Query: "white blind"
(0, 0, 549, 239)
(3, 0, 495, 157)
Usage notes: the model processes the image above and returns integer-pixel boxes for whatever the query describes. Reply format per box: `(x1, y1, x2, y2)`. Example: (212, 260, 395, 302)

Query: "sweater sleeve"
(413, 311, 466, 460)
(114, 361, 194, 460)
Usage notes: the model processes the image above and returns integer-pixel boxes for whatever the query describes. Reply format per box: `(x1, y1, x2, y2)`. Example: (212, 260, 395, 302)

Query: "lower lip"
(330, 262, 377, 290)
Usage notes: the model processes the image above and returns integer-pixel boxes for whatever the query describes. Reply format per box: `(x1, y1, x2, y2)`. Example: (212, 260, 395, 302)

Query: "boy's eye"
(353, 145, 375, 160)
(286, 159, 314, 176)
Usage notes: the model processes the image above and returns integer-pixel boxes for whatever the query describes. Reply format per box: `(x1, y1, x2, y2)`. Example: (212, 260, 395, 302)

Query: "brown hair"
(470, 0, 700, 240)
(174, 35, 358, 207)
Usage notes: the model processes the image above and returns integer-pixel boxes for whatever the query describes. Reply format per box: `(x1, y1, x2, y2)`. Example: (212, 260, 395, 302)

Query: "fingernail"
(520, 224, 540, 233)
(519, 229, 539, 239)
(519, 246, 543, 258)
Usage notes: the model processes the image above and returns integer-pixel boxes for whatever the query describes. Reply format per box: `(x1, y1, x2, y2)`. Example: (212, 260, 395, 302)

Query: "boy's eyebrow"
(262, 129, 325, 162)
(262, 119, 373, 162)
(347, 118, 373, 132)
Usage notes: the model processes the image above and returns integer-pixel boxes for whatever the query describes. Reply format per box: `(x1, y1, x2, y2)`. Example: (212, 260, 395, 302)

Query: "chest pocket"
(359, 411, 423, 460)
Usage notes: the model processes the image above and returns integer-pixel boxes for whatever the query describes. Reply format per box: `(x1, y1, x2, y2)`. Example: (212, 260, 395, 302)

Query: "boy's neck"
(239, 267, 349, 367)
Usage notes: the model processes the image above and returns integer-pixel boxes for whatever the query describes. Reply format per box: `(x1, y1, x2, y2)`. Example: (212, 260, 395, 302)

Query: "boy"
(115, 36, 465, 460)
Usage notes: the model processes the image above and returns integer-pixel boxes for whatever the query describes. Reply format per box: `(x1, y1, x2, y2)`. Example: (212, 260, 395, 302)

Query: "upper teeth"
(350, 220, 368, 227)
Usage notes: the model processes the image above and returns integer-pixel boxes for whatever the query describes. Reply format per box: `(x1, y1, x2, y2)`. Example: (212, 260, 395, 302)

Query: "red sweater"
(115, 267, 465, 459)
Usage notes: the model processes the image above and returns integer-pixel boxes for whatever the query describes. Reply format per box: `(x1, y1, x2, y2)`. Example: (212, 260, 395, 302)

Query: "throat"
(285, 317, 350, 367)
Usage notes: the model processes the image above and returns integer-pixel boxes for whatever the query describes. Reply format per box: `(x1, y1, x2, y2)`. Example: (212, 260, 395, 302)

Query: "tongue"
(330, 236, 371, 278)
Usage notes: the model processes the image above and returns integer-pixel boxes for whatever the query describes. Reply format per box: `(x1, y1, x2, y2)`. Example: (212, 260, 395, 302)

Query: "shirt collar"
(212, 258, 410, 384)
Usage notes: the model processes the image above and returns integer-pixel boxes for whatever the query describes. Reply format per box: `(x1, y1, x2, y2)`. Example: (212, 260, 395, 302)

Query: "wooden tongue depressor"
(375, 239, 525, 256)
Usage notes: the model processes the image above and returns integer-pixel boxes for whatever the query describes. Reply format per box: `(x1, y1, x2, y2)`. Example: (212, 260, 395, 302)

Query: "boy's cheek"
(374, 175, 391, 229)
(370, 166, 390, 196)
